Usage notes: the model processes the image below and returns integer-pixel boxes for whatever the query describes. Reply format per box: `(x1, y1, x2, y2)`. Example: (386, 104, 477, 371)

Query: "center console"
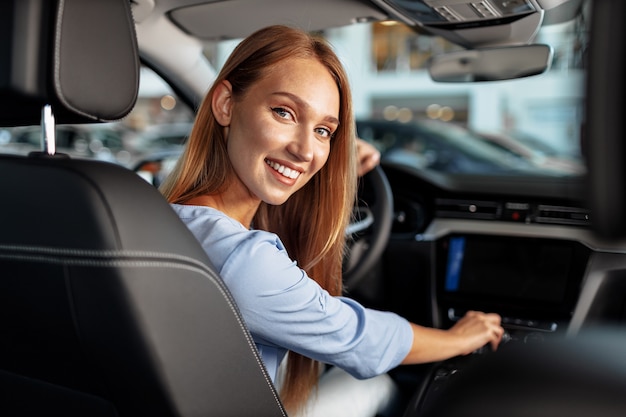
(403, 233, 592, 416)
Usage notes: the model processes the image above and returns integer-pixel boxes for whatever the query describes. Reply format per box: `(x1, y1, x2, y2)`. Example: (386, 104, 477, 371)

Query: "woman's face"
(216, 57, 340, 206)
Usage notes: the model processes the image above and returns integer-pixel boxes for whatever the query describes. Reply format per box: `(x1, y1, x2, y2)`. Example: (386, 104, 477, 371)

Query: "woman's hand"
(448, 310, 505, 354)
(402, 311, 505, 365)
(356, 138, 381, 177)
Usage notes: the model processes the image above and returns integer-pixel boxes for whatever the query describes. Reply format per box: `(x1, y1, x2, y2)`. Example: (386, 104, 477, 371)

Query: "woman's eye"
(271, 107, 292, 120)
(315, 127, 333, 138)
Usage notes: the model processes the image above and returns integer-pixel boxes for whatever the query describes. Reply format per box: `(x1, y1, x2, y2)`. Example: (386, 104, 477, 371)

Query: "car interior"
(2, 0, 626, 416)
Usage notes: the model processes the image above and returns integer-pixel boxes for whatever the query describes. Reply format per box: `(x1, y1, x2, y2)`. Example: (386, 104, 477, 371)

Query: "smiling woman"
(160, 25, 362, 413)
(160, 24, 504, 417)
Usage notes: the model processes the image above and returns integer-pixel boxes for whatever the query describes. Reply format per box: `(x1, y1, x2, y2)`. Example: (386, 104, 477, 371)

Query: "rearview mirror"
(428, 44, 554, 83)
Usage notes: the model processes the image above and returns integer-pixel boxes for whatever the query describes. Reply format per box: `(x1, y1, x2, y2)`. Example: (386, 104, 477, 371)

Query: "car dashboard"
(369, 162, 626, 414)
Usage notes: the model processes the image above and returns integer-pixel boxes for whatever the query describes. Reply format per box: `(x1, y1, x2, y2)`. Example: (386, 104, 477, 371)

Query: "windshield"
(206, 18, 587, 177)
(0, 12, 587, 178)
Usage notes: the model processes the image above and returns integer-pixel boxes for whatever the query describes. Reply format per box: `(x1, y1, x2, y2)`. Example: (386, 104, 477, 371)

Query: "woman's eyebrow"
(272, 91, 340, 126)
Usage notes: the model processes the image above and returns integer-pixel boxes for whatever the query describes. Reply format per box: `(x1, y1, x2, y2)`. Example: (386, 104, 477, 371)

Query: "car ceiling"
(131, 0, 394, 105)
(132, 0, 391, 39)
(167, 0, 389, 40)
(131, 0, 585, 105)
(133, 0, 583, 36)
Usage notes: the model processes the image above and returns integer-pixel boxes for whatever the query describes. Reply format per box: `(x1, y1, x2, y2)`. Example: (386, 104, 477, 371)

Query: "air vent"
(535, 205, 591, 226)
(433, 198, 590, 227)
(393, 197, 427, 234)
(435, 198, 501, 220)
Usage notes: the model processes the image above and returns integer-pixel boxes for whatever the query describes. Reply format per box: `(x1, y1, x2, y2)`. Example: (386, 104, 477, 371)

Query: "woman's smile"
(265, 158, 302, 180)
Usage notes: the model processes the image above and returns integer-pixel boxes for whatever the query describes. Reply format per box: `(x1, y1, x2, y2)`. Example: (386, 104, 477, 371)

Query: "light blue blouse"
(172, 204, 413, 382)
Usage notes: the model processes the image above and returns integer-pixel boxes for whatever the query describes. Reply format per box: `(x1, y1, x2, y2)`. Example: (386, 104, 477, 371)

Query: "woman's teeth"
(266, 159, 301, 179)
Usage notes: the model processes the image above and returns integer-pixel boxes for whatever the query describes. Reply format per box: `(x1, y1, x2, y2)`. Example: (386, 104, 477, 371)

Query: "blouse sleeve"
(217, 229, 414, 379)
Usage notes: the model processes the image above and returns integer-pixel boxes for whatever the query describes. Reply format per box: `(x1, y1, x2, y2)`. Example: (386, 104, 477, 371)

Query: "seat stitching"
(0, 249, 286, 413)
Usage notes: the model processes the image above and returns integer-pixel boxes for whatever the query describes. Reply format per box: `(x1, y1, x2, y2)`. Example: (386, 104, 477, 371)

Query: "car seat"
(0, 0, 286, 415)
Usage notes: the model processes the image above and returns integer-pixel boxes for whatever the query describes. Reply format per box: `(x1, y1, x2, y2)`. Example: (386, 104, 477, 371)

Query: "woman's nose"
(287, 130, 315, 162)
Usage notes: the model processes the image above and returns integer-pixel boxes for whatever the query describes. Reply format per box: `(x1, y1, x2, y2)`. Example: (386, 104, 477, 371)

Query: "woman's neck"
(183, 193, 259, 229)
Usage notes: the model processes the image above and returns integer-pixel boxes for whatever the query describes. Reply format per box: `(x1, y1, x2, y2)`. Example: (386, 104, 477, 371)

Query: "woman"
(161, 25, 503, 416)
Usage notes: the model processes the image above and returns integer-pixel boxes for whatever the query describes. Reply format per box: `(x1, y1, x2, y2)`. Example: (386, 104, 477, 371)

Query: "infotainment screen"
(438, 234, 590, 320)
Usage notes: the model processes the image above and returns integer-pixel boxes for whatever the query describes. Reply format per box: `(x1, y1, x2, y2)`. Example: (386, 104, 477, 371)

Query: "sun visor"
(0, 0, 139, 126)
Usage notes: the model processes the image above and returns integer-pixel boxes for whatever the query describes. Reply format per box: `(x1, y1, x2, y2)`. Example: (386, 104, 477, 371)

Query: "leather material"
(0, 155, 287, 416)
(0, 0, 139, 126)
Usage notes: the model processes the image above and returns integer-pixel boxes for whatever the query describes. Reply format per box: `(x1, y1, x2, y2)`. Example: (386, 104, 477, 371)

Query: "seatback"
(0, 0, 286, 415)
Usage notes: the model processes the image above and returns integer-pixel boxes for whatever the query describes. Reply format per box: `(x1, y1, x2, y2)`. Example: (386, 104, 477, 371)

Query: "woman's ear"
(212, 80, 233, 126)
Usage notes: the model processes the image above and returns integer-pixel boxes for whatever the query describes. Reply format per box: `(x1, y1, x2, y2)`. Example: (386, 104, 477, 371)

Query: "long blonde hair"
(160, 25, 357, 413)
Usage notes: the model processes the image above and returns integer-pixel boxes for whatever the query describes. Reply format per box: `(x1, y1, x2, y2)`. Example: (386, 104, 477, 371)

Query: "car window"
(0, 67, 194, 168)
(0, 20, 585, 178)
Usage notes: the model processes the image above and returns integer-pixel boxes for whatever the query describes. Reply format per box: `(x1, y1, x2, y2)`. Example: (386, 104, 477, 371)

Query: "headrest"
(0, 0, 139, 126)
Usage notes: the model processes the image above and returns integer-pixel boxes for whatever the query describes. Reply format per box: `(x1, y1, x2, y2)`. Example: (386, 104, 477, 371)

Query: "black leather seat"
(0, 0, 286, 415)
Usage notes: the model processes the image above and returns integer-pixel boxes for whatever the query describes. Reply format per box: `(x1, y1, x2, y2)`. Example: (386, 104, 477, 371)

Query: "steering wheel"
(342, 165, 394, 289)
